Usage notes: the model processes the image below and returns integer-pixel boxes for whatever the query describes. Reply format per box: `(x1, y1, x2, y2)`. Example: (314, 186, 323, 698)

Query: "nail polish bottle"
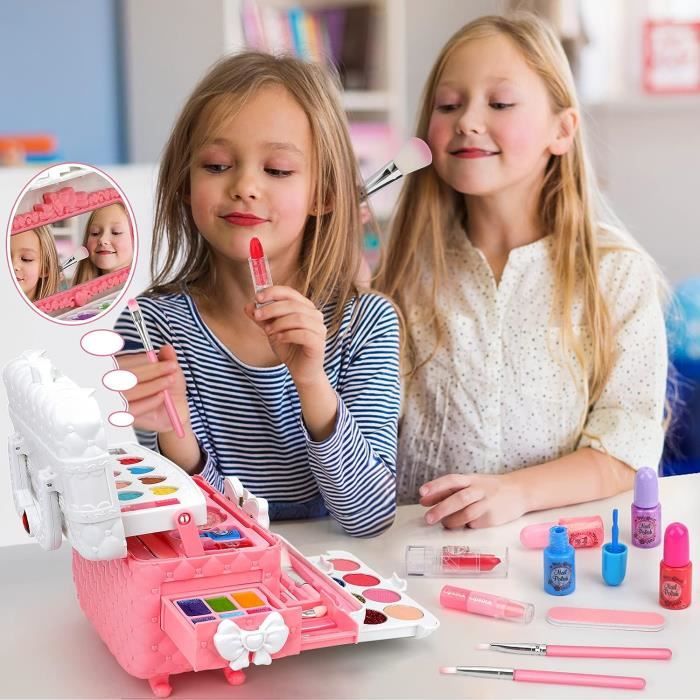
(659, 522, 692, 610)
(631, 467, 661, 548)
(544, 525, 575, 596)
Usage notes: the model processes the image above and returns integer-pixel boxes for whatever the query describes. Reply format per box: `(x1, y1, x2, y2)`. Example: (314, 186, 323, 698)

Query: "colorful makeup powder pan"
(139, 476, 166, 484)
(330, 558, 361, 572)
(115, 480, 131, 489)
(151, 486, 178, 496)
(352, 593, 366, 604)
(128, 466, 154, 475)
(205, 597, 236, 612)
(343, 573, 380, 587)
(231, 591, 265, 608)
(177, 598, 209, 616)
(364, 610, 387, 625)
(220, 611, 245, 619)
(331, 577, 346, 587)
(363, 588, 401, 603)
(119, 457, 143, 465)
(118, 491, 142, 501)
(384, 605, 424, 621)
(192, 616, 216, 624)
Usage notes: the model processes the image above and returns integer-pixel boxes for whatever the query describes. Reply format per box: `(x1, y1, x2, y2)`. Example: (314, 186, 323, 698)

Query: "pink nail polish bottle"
(631, 467, 661, 548)
(659, 522, 692, 610)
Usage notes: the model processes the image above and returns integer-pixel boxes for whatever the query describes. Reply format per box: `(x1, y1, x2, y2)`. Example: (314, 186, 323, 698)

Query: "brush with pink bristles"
(126, 298, 185, 439)
(60, 245, 89, 272)
(360, 137, 432, 200)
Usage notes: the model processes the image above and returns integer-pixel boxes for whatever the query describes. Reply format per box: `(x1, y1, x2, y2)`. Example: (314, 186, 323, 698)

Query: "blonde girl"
(73, 201, 133, 285)
(377, 14, 667, 529)
(11, 225, 61, 301)
(115, 52, 400, 537)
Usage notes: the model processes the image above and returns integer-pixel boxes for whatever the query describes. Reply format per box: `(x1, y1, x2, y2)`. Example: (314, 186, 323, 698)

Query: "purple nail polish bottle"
(631, 467, 661, 548)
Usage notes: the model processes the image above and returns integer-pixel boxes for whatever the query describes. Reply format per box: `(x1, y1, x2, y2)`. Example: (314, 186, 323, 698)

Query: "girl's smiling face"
(11, 229, 44, 300)
(428, 33, 568, 197)
(86, 203, 133, 273)
(188, 85, 315, 268)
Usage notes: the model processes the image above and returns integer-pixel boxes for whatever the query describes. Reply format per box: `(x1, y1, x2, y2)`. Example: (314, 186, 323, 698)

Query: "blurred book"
(240, 1, 377, 91)
(0, 134, 59, 166)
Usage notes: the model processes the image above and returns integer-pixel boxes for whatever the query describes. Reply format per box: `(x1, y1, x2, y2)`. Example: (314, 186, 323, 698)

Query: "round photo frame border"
(6, 162, 139, 326)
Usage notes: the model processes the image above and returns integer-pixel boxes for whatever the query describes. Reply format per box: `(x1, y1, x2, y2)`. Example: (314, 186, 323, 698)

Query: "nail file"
(547, 606, 665, 632)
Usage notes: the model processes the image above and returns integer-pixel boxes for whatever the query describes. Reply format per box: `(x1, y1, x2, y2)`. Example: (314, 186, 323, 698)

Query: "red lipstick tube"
(406, 545, 508, 578)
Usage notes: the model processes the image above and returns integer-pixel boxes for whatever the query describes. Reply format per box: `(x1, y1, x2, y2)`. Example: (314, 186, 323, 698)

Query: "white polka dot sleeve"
(577, 251, 668, 470)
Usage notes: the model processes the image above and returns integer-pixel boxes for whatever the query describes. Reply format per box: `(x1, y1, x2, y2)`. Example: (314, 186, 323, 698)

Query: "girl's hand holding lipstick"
(245, 286, 328, 388)
(420, 473, 528, 529)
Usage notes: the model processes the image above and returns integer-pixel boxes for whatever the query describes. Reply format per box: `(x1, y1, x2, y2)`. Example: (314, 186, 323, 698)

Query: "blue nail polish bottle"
(544, 525, 576, 595)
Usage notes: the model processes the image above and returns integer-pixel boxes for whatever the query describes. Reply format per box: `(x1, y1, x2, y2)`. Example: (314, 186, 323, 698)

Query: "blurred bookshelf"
(123, 0, 406, 223)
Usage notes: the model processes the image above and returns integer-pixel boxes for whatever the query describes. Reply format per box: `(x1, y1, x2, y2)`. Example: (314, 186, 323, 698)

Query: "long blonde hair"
(73, 201, 131, 285)
(148, 51, 364, 332)
(377, 13, 663, 410)
(30, 226, 61, 300)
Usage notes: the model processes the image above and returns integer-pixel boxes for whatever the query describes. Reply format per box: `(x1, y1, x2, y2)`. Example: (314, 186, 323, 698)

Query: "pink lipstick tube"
(440, 585, 534, 623)
(520, 515, 603, 549)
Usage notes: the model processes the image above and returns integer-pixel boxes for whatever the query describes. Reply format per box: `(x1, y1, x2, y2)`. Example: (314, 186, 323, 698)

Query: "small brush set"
(3, 350, 439, 698)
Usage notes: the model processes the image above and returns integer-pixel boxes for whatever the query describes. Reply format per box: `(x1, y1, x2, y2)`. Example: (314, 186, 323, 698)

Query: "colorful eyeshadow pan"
(139, 476, 167, 484)
(364, 609, 387, 625)
(331, 577, 346, 587)
(127, 466, 154, 475)
(343, 573, 380, 587)
(231, 591, 265, 608)
(115, 480, 131, 489)
(109, 448, 127, 455)
(119, 457, 143, 465)
(118, 491, 142, 501)
(363, 588, 401, 603)
(220, 611, 246, 619)
(151, 486, 178, 496)
(329, 558, 361, 572)
(352, 593, 366, 604)
(177, 598, 210, 616)
(246, 606, 272, 614)
(191, 616, 216, 624)
(205, 596, 236, 612)
(384, 604, 424, 621)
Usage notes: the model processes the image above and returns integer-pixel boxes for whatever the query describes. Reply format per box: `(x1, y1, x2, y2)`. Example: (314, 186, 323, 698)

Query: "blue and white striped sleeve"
(301, 295, 400, 537)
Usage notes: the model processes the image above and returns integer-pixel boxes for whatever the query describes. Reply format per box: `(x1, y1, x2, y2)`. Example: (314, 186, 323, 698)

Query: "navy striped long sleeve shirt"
(113, 290, 399, 537)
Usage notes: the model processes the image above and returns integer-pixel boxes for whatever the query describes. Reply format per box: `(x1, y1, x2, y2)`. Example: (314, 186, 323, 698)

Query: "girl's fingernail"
(425, 514, 435, 525)
(420, 486, 429, 496)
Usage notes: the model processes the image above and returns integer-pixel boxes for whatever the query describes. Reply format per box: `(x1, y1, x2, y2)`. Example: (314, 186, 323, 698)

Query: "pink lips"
(451, 148, 499, 159)
(224, 212, 267, 227)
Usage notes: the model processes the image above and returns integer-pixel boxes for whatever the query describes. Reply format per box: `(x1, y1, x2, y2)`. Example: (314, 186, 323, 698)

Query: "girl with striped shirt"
(115, 53, 399, 537)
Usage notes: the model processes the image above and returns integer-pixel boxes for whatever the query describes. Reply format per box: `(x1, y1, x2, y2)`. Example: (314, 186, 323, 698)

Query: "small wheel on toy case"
(148, 674, 172, 698)
(223, 667, 246, 686)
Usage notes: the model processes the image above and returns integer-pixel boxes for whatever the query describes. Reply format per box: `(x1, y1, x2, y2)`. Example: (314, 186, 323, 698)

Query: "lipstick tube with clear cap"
(248, 237, 273, 300)
(406, 545, 509, 577)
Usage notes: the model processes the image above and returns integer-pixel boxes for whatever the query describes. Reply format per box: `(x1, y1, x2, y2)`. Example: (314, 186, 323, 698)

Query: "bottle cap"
(547, 525, 570, 554)
(663, 522, 690, 568)
(633, 467, 659, 509)
(602, 508, 628, 586)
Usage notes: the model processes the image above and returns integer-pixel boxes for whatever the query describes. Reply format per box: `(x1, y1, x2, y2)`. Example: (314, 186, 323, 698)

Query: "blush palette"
(308, 550, 440, 642)
(108, 442, 206, 537)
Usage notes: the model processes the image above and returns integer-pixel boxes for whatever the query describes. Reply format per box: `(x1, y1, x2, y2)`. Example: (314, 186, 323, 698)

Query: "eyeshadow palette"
(108, 442, 206, 537)
(307, 550, 440, 642)
(174, 587, 273, 624)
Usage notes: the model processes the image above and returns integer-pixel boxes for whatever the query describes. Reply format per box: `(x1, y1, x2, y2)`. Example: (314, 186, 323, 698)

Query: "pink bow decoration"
(213, 611, 289, 670)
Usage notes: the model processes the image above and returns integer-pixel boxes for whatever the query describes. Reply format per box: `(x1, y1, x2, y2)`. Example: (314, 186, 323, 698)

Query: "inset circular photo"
(7, 163, 137, 323)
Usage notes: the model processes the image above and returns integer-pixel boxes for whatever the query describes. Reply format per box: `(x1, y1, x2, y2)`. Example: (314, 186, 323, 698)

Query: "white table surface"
(1, 473, 699, 699)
